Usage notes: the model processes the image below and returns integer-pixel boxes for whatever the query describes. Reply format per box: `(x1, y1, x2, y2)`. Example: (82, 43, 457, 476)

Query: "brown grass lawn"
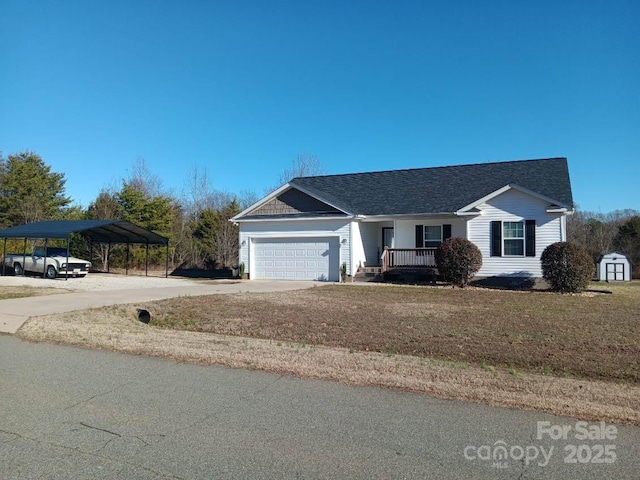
(0, 285, 67, 300)
(146, 282, 640, 383)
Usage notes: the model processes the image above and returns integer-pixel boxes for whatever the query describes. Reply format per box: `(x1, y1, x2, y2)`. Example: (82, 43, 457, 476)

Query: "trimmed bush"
(540, 242, 594, 293)
(435, 237, 483, 287)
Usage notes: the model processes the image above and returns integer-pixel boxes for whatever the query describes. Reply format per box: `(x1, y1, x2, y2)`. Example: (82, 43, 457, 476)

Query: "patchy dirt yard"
(144, 282, 640, 383)
(0, 285, 71, 300)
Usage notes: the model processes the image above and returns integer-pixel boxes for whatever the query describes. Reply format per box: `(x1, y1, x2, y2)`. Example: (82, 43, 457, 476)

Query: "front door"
(382, 227, 394, 249)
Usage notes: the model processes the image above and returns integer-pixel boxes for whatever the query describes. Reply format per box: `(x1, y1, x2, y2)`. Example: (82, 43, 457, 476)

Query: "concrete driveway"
(0, 277, 322, 334)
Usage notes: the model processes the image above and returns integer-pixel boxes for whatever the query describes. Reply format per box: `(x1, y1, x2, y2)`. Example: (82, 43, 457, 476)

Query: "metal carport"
(0, 220, 170, 279)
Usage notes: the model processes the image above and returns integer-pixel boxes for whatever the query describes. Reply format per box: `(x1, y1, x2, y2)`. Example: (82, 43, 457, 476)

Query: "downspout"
(247, 236, 251, 280)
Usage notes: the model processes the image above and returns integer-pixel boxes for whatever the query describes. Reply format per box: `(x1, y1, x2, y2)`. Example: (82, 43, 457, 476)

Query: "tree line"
(567, 208, 640, 278)
(1, 150, 638, 277)
(0, 150, 322, 273)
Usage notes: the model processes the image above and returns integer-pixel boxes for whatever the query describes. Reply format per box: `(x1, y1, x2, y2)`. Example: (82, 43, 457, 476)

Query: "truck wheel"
(14, 263, 23, 276)
(46, 265, 57, 279)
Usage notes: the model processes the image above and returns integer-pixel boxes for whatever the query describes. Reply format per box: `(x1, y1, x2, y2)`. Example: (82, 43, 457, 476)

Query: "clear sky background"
(1, 1, 638, 212)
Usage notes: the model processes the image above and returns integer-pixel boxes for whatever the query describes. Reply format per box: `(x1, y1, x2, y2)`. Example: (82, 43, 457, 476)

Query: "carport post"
(125, 242, 130, 276)
(2, 237, 6, 276)
(89, 239, 93, 272)
(165, 242, 169, 278)
(42, 238, 48, 279)
(21, 238, 27, 276)
(145, 241, 149, 276)
(64, 237, 69, 280)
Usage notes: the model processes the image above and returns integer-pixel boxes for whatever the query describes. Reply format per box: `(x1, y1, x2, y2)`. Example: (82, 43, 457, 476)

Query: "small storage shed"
(597, 252, 631, 282)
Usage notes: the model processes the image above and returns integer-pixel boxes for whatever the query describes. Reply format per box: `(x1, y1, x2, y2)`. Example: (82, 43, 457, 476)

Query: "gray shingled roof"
(288, 157, 573, 216)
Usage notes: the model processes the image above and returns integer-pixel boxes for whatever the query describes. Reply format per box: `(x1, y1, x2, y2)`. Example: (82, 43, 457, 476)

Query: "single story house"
(231, 157, 574, 281)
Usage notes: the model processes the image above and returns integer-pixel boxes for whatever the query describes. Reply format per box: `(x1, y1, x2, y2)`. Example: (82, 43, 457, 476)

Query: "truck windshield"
(34, 247, 70, 257)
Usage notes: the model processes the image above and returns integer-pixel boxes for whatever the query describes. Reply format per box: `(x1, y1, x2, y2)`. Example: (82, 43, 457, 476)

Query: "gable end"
(247, 188, 344, 217)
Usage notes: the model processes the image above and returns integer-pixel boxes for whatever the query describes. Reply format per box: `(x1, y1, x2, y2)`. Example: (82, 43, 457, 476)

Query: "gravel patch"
(0, 273, 203, 291)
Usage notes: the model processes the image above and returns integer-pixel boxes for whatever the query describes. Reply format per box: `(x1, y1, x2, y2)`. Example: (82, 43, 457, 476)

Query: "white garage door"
(252, 238, 340, 281)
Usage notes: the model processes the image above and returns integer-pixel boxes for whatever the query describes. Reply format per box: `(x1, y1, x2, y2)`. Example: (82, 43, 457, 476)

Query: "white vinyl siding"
(467, 189, 564, 277)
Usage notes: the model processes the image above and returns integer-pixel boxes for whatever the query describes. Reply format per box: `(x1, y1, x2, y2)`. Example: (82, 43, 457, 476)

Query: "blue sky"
(1, 1, 638, 212)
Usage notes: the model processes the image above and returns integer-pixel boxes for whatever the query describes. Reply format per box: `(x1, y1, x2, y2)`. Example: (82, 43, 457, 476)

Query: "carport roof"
(0, 220, 169, 245)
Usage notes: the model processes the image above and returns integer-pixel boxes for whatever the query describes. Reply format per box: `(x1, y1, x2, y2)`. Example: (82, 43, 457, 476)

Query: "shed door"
(606, 263, 625, 281)
(252, 238, 339, 281)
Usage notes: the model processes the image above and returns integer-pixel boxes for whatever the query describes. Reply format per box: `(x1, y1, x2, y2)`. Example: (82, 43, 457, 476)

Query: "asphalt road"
(1, 336, 638, 480)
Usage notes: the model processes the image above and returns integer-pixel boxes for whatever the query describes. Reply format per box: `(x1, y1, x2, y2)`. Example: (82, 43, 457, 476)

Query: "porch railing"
(381, 247, 438, 273)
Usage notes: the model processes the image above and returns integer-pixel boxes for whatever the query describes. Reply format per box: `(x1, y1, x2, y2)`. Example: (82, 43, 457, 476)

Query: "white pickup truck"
(4, 247, 92, 279)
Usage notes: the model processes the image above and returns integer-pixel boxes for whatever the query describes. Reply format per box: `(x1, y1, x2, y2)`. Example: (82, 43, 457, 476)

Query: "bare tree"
(267, 154, 327, 194)
(86, 187, 121, 270)
(213, 215, 239, 268)
(567, 207, 640, 261)
(237, 189, 259, 210)
(126, 157, 163, 197)
(184, 166, 215, 218)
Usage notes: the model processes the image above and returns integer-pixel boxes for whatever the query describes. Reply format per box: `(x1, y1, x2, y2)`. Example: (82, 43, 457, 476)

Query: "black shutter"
(415, 225, 424, 248)
(525, 220, 536, 257)
(491, 221, 502, 257)
(443, 224, 452, 241)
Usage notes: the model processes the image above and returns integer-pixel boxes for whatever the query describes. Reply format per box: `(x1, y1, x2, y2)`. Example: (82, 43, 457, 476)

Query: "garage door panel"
(253, 238, 339, 281)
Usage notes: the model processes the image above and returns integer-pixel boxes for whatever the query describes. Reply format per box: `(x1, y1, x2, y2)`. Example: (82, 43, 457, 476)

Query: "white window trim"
(503, 221, 525, 257)
(424, 225, 443, 247)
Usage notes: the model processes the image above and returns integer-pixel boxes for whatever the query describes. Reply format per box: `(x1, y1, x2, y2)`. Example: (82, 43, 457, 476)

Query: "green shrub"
(435, 237, 483, 287)
(540, 242, 594, 293)
(340, 262, 348, 283)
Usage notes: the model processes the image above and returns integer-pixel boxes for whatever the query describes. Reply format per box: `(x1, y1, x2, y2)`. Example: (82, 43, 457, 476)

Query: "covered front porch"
(355, 247, 439, 281)
(381, 246, 438, 271)
(351, 217, 465, 280)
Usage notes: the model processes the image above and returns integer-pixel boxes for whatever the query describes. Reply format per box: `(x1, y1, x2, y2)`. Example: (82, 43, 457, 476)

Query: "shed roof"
(0, 220, 168, 245)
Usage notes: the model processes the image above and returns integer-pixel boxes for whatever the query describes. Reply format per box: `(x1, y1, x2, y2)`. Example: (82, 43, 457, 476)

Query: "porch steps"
(354, 266, 383, 282)
(384, 267, 438, 283)
(354, 266, 439, 283)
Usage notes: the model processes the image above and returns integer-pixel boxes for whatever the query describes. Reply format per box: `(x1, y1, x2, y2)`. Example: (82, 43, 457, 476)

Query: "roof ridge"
(292, 157, 567, 180)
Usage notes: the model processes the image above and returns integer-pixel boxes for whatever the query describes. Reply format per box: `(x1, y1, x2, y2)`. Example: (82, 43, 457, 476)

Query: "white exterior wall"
(359, 222, 380, 266)
(238, 219, 351, 277)
(350, 221, 367, 274)
(467, 189, 564, 277)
